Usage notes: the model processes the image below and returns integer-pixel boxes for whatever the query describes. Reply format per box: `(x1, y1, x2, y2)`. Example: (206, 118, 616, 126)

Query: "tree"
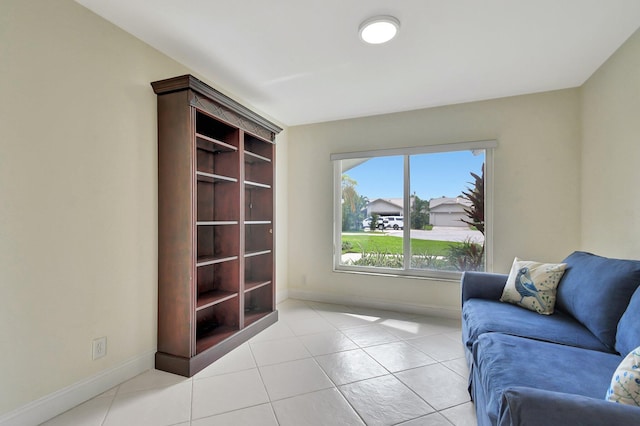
(451, 163, 485, 271)
(460, 164, 484, 235)
(370, 213, 380, 231)
(410, 194, 430, 230)
(341, 175, 367, 231)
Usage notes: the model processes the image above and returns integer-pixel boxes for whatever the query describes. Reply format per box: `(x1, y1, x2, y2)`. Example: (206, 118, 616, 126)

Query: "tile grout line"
(99, 383, 120, 426)
(308, 303, 452, 425)
(246, 302, 470, 424)
(333, 383, 373, 425)
(307, 302, 470, 425)
(190, 401, 278, 425)
(307, 303, 370, 426)
(247, 336, 283, 425)
(189, 375, 195, 425)
(298, 300, 473, 424)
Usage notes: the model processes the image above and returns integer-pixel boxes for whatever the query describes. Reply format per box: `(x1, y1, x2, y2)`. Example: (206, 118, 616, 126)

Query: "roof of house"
(429, 197, 472, 209)
(367, 196, 420, 209)
(372, 198, 403, 208)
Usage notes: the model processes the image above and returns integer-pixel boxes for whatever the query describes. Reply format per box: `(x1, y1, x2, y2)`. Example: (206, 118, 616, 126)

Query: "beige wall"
(581, 28, 640, 258)
(287, 89, 582, 315)
(0, 0, 288, 417)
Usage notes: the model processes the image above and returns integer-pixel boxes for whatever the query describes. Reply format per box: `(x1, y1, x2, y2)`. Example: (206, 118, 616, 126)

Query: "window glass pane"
(340, 156, 403, 269)
(333, 141, 493, 278)
(409, 151, 485, 272)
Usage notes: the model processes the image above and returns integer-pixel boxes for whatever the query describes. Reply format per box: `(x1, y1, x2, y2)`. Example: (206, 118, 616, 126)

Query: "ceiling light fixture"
(359, 16, 400, 44)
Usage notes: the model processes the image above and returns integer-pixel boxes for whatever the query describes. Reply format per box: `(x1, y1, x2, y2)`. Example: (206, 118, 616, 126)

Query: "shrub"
(446, 239, 485, 271)
(344, 240, 484, 271)
(353, 250, 403, 268)
(410, 251, 448, 269)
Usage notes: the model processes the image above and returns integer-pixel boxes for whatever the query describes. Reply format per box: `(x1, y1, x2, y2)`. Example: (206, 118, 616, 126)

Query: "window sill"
(332, 266, 463, 283)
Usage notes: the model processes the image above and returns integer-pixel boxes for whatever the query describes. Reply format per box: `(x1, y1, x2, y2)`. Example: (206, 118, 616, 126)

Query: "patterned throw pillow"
(500, 258, 567, 315)
(606, 347, 640, 406)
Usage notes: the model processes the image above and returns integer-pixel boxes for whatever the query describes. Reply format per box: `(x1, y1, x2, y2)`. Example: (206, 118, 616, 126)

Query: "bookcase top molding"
(152, 74, 282, 141)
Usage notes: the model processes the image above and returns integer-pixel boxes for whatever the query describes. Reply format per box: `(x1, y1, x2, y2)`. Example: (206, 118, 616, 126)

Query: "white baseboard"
(287, 288, 462, 320)
(275, 288, 289, 305)
(0, 350, 155, 426)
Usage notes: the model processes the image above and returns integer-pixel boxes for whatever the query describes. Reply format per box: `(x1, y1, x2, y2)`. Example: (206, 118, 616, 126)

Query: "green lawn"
(342, 233, 461, 256)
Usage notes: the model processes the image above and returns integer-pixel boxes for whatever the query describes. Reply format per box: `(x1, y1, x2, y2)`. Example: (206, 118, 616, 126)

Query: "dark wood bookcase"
(152, 75, 281, 377)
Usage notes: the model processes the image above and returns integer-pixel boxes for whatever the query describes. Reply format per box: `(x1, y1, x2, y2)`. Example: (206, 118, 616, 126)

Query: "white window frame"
(332, 140, 496, 281)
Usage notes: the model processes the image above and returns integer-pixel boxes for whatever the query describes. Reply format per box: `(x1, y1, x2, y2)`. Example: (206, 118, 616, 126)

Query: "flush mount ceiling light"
(359, 15, 400, 44)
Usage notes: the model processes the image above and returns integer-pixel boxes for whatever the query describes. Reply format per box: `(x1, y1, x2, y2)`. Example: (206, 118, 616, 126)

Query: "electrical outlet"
(92, 337, 107, 360)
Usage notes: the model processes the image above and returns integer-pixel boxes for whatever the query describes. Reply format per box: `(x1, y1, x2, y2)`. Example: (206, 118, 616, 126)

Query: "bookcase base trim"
(155, 310, 278, 377)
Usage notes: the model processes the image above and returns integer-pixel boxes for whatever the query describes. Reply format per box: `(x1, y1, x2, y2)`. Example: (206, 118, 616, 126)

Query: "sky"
(344, 150, 484, 201)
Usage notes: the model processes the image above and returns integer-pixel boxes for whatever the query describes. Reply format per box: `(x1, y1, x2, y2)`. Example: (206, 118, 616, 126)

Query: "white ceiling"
(77, 0, 640, 126)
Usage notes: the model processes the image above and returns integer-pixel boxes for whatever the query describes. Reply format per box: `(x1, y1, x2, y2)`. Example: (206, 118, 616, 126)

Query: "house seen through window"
(333, 141, 495, 279)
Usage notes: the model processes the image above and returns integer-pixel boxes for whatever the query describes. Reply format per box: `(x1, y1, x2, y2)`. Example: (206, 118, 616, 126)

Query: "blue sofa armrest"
(461, 271, 508, 304)
(498, 387, 640, 426)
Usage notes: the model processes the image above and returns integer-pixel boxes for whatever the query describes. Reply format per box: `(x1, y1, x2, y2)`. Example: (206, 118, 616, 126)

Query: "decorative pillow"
(606, 347, 640, 406)
(500, 258, 567, 315)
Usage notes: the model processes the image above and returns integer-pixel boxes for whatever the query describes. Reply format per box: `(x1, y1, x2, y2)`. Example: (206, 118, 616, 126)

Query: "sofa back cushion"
(556, 251, 640, 351)
(616, 286, 640, 355)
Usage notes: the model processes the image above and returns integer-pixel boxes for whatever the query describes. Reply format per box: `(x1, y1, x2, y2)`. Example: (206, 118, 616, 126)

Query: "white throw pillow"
(606, 347, 640, 406)
(500, 257, 567, 315)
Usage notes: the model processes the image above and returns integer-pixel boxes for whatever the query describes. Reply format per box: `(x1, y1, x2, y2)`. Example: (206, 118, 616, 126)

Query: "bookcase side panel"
(157, 91, 196, 358)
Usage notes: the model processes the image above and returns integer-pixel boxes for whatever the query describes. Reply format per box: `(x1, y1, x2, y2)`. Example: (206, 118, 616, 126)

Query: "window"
(332, 140, 495, 280)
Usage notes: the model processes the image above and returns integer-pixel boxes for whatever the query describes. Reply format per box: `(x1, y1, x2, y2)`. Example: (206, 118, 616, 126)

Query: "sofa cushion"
(473, 333, 622, 424)
(556, 251, 640, 351)
(500, 387, 640, 426)
(606, 346, 640, 406)
(616, 286, 640, 356)
(500, 257, 566, 314)
(462, 299, 610, 354)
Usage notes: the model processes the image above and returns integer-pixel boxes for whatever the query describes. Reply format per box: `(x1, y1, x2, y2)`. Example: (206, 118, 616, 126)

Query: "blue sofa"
(461, 251, 640, 426)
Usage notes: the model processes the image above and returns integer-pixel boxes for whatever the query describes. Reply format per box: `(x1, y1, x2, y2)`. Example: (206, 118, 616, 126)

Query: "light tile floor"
(42, 299, 476, 426)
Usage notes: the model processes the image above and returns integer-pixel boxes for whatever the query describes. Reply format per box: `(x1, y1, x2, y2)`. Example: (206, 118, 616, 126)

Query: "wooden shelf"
(245, 220, 271, 225)
(244, 310, 272, 327)
(196, 255, 239, 267)
(196, 290, 238, 311)
(245, 250, 271, 258)
(245, 151, 271, 163)
(245, 280, 272, 293)
(196, 133, 238, 153)
(196, 326, 238, 354)
(245, 180, 270, 189)
(196, 171, 238, 184)
(196, 221, 239, 226)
